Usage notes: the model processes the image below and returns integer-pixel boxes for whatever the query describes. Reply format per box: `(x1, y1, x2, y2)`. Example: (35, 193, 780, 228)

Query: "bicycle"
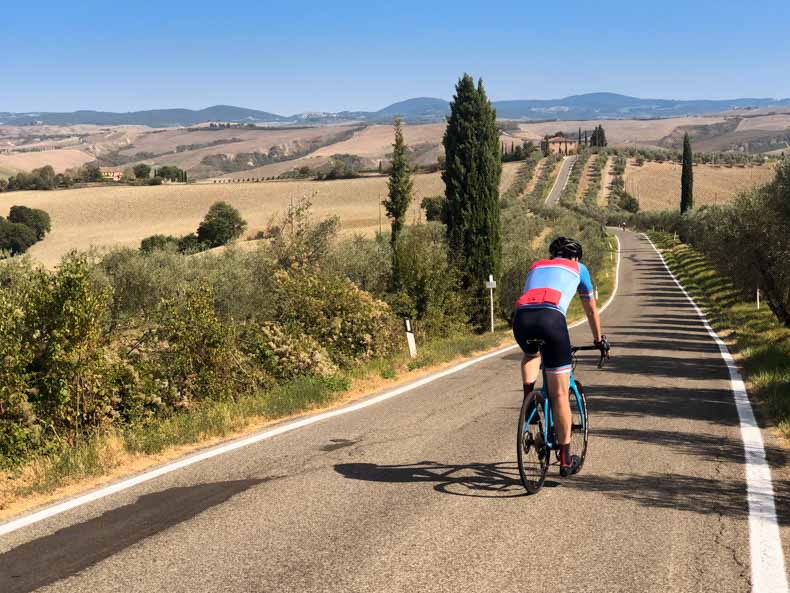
(516, 342, 608, 494)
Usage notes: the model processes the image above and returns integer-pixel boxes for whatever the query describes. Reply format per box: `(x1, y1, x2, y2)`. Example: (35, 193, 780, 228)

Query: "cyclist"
(512, 237, 609, 477)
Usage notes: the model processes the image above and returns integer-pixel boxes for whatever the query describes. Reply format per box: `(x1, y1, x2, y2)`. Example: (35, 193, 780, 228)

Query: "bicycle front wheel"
(517, 391, 549, 494)
(570, 381, 589, 469)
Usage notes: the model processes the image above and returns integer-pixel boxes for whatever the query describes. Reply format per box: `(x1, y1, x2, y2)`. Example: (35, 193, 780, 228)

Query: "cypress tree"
(384, 117, 414, 285)
(578, 127, 582, 146)
(442, 74, 502, 329)
(681, 132, 694, 213)
(599, 125, 607, 147)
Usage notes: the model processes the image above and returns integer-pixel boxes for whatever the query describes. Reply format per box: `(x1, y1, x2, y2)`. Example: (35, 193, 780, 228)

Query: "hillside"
(3, 109, 789, 182)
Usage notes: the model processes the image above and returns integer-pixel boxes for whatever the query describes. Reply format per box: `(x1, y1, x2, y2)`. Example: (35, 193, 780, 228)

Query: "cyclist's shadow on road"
(334, 461, 559, 498)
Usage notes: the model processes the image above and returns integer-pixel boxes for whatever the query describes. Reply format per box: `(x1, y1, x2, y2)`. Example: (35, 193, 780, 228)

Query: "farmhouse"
(547, 136, 578, 155)
(100, 167, 123, 182)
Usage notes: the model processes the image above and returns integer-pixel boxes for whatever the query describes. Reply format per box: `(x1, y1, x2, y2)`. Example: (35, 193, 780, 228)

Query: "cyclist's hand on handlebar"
(594, 335, 611, 367)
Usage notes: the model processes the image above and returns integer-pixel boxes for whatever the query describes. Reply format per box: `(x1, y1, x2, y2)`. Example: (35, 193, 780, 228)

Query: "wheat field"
(623, 161, 775, 211)
(3, 174, 443, 266)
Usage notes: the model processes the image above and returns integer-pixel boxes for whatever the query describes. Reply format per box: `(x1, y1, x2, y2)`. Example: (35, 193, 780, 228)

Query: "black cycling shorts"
(512, 307, 573, 374)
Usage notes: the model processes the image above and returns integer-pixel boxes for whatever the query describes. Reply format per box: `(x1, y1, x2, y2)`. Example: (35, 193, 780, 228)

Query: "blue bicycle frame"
(524, 366, 586, 450)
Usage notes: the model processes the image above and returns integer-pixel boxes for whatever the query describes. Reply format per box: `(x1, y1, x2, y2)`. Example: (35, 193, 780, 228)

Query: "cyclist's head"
(549, 236, 583, 260)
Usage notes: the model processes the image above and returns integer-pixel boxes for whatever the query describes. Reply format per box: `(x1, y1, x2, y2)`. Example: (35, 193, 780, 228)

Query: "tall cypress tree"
(599, 125, 607, 147)
(442, 74, 502, 329)
(384, 117, 413, 252)
(681, 132, 694, 213)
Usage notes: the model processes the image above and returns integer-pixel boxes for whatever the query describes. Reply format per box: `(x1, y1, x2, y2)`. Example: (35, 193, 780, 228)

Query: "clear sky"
(3, 0, 789, 114)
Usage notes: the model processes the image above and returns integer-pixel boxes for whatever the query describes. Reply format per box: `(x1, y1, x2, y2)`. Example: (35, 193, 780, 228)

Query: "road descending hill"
(1, 231, 786, 593)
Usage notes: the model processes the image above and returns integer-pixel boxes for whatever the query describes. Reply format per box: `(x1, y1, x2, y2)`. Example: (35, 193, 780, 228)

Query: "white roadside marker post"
(404, 318, 417, 359)
(595, 287, 599, 300)
(485, 274, 497, 333)
(757, 288, 761, 310)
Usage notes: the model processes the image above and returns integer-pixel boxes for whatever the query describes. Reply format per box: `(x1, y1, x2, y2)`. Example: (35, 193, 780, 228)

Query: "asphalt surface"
(1, 231, 788, 593)
(545, 155, 577, 206)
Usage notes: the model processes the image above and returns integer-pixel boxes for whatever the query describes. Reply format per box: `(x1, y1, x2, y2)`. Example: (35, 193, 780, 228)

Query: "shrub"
(327, 234, 391, 296)
(134, 286, 262, 409)
(267, 197, 339, 269)
(196, 201, 247, 248)
(133, 164, 151, 179)
(21, 255, 123, 439)
(616, 191, 640, 213)
(271, 267, 398, 366)
(0, 281, 39, 464)
(421, 195, 447, 223)
(389, 224, 467, 338)
(147, 176, 163, 186)
(0, 220, 38, 255)
(241, 322, 337, 381)
(140, 234, 180, 253)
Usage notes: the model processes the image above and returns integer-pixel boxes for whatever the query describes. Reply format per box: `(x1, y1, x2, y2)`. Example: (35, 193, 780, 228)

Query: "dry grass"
(312, 123, 445, 160)
(514, 116, 726, 146)
(598, 157, 614, 205)
(576, 156, 594, 201)
(4, 173, 444, 267)
(499, 161, 522, 193)
(735, 114, 790, 132)
(123, 127, 355, 175)
(220, 155, 334, 180)
(623, 161, 775, 211)
(0, 149, 94, 174)
(524, 157, 546, 194)
(5, 158, 521, 266)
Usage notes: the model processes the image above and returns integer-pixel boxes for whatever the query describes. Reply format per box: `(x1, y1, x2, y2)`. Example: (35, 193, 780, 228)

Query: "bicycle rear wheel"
(517, 391, 549, 493)
(569, 381, 589, 469)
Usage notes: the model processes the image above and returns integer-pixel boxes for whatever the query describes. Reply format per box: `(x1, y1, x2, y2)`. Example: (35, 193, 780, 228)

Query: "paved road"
(1, 231, 788, 593)
(545, 155, 577, 206)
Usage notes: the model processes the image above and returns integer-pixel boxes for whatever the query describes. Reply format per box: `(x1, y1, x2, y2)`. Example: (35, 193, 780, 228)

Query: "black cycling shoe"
(559, 454, 582, 478)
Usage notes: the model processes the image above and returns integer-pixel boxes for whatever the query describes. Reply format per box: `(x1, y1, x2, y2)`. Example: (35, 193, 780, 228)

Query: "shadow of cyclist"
(335, 460, 559, 498)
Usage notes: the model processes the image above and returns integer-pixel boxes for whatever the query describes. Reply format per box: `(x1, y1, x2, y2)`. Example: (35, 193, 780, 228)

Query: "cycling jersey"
(515, 258, 594, 316)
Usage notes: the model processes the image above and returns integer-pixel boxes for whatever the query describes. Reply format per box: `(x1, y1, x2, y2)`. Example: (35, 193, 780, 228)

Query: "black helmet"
(549, 236, 583, 260)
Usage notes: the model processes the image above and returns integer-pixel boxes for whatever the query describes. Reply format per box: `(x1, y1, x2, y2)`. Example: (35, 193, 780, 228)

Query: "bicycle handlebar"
(571, 345, 610, 368)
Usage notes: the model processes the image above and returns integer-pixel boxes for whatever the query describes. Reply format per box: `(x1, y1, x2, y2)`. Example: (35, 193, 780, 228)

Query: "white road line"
(0, 235, 622, 538)
(643, 234, 788, 593)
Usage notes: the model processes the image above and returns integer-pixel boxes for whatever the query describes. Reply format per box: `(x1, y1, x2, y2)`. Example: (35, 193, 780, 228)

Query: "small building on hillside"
(100, 167, 123, 182)
(547, 136, 578, 155)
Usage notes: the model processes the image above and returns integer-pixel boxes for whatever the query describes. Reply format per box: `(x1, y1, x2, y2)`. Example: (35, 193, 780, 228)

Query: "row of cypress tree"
(384, 73, 502, 329)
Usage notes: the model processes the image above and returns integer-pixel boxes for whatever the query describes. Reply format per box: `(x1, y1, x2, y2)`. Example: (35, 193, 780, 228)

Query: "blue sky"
(3, 0, 789, 113)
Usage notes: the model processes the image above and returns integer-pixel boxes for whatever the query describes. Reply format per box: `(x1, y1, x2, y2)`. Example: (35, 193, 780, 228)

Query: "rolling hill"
(4, 93, 790, 127)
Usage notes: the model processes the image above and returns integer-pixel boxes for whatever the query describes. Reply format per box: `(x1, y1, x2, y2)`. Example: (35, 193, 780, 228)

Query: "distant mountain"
(0, 105, 286, 127)
(374, 97, 450, 121)
(3, 93, 790, 127)
(491, 93, 790, 120)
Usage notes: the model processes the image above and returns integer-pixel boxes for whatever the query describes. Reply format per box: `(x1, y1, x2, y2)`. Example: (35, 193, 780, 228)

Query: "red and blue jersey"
(515, 258, 594, 316)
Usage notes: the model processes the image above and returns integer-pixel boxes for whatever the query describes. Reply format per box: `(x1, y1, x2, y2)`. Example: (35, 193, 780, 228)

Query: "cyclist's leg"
(513, 309, 542, 396)
(540, 311, 581, 475)
(521, 353, 541, 387)
(546, 371, 572, 444)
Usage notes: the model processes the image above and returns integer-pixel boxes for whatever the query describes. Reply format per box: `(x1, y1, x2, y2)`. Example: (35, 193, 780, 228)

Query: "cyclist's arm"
(577, 263, 602, 342)
(581, 298, 602, 342)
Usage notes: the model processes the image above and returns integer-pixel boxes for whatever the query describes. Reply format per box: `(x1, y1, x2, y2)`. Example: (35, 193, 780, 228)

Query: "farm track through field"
(598, 156, 614, 206)
(523, 158, 546, 195)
